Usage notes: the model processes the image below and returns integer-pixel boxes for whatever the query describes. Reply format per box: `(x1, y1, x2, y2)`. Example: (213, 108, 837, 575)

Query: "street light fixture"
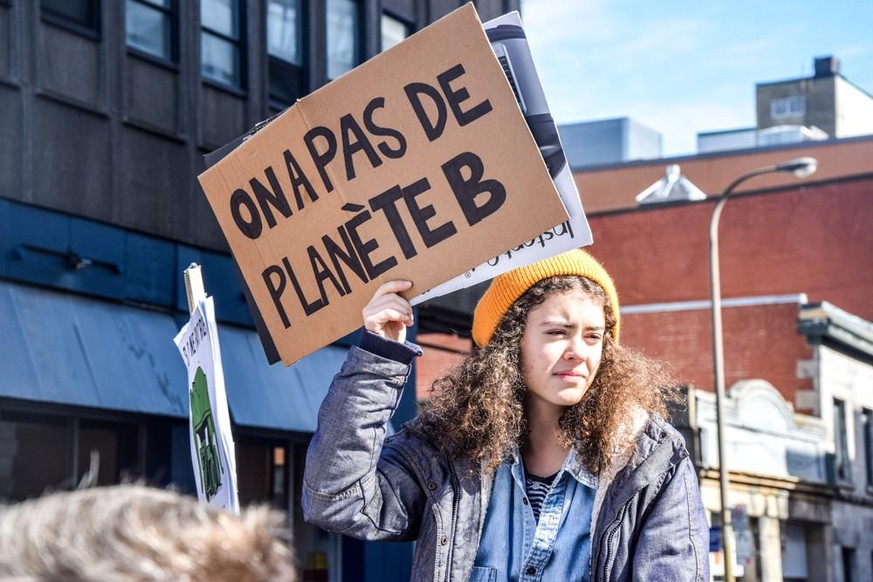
(709, 156, 817, 582)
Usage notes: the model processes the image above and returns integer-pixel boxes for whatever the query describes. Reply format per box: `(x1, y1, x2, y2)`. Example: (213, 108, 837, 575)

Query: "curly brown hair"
(414, 275, 680, 475)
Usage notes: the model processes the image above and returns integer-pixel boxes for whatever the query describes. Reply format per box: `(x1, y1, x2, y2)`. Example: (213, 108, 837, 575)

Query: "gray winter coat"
(302, 346, 710, 581)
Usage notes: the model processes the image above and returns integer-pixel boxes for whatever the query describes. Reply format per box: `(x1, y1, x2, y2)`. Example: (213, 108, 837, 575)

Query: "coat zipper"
(598, 499, 631, 580)
(443, 467, 461, 582)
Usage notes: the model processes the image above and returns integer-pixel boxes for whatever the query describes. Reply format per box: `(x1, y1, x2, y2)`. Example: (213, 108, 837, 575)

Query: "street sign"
(709, 526, 721, 553)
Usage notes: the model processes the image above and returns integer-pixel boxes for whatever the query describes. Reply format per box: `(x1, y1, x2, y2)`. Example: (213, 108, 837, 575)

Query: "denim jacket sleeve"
(301, 345, 427, 541)
(630, 455, 710, 582)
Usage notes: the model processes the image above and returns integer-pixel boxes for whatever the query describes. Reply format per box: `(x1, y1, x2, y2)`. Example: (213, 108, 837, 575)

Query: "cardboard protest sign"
(174, 295, 239, 513)
(198, 4, 568, 365)
(412, 11, 592, 306)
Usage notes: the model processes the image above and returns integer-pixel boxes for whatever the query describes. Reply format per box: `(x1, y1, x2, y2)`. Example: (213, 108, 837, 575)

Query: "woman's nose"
(564, 335, 587, 360)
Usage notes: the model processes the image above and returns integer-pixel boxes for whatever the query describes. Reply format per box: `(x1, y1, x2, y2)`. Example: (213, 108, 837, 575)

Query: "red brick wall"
(587, 177, 873, 321)
(622, 302, 815, 409)
(415, 333, 471, 401)
(573, 137, 873, 213)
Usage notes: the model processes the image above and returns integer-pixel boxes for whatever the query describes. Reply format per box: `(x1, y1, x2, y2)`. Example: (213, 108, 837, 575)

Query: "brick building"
(587, 167, 873, 400)
(415, 135, 873, 580)
(579, 136, 873, 581)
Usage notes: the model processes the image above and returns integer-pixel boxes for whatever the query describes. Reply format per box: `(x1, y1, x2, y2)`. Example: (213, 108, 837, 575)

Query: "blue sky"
(520, 0, 873, 156)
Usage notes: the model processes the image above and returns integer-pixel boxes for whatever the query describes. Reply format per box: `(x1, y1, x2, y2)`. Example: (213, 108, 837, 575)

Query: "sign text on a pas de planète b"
(198, 4, 567, 366)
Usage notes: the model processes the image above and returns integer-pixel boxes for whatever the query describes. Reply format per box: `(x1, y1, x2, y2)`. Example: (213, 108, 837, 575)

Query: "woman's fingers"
(363, 280, 414, 342)
(370, 280, 413, 300)
(364, 303, 413, 327)
(364, 285, 414, 322)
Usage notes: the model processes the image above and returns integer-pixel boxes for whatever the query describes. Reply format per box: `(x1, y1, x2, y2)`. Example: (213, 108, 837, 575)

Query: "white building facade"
(685, 302, 873, 582)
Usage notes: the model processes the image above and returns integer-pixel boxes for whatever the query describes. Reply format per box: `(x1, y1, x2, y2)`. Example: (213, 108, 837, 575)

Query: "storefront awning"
(0, 281, 345, 432)
(219, 326, 345, 433)
(0, 280, 188, 417)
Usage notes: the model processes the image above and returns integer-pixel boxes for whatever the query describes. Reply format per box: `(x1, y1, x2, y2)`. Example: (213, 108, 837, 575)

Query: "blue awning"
(0, 280, 188, 416)
(0, 280, 345, 431)
(218, 326, 345, 433)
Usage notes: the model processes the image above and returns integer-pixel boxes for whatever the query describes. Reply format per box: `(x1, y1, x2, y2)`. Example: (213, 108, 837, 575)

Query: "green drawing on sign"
(191, 367, 223, 500)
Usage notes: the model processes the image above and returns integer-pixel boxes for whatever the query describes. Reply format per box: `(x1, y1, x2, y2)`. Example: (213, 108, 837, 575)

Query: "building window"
(126, 0, 175, 62)
(833, 398, 850, 482)
(267, 0, 304, 106)
(236, 439, 289, 510)
(770, 95, 805, 119)
(781, 522, 809, 580)
(0, 411, 72, 502)
(326, 0, 360, 80)
(863, 408, 873, 488)
(381, 12, 411, 52)
(41, 0, 100, 35)
(78, 419, 142, 486)
(201, 0, 243, 88)
(842, 547, 856, 582)
(268, 0, 302, 65)
(0, 408, 177, 503)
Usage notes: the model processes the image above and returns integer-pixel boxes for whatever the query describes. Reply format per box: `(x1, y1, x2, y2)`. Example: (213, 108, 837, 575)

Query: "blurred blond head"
(0, 484, 295, 581)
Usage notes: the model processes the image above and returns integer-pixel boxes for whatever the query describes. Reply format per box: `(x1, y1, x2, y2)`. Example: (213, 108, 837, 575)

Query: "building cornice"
(798, 301, 873, 359)
(698, 468, 834, 497)
(622, 294, 806, 315)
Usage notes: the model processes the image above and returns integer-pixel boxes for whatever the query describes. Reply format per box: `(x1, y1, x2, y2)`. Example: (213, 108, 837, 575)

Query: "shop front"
(0, 275, 410, 580)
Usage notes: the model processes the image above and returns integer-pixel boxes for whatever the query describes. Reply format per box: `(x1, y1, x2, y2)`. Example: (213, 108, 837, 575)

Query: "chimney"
(814, 56, 840, 78)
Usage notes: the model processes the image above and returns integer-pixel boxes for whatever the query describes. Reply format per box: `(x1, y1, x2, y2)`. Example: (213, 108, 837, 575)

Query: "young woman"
(303, 249, 709, 581)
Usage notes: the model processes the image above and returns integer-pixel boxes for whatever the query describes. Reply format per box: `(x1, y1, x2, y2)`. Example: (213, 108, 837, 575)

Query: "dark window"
(326, 0, 360, 80)
(201, 0, 243, 87)
(267, 0, 304, 106)
(77, 419, 141, 486)
(271, 444, 288, 504)
(0, 407, 185, 503)
(126, 0, 175, 62)
(41, 0, 100, 35)
(863, 408, 873, 487)
(381, 12, 411, 52)
(833, 399, 850, 482)
(0, 411, 72, 502)
(236, 439, 288, 510)
(842, 547, 856, 582)
(144, 419, 176, 487)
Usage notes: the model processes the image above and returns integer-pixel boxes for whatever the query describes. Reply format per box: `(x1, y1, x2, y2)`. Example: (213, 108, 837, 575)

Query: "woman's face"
(520, 288, 605, 414)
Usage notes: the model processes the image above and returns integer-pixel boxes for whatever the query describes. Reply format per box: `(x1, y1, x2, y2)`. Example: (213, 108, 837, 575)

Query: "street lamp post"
(709, 157, 817, 582)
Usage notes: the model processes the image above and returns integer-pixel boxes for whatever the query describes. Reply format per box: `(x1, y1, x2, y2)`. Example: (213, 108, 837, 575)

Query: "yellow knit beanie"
(471, 248, 620, 347)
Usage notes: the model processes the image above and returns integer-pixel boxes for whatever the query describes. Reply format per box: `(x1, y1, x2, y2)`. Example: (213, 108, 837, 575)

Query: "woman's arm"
(301, 281, 427, 541)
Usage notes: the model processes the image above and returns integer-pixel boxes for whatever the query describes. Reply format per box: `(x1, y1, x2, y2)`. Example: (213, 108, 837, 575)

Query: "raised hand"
(362, 280, 414, 344)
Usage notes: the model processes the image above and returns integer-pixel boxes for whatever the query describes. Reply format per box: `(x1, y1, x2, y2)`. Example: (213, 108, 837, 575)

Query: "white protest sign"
(411, 11, 592, 306)
(174, 291, 239, 513)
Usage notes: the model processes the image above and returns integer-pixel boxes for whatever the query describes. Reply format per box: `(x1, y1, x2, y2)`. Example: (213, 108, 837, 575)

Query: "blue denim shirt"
(471, 448, 597, 582)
